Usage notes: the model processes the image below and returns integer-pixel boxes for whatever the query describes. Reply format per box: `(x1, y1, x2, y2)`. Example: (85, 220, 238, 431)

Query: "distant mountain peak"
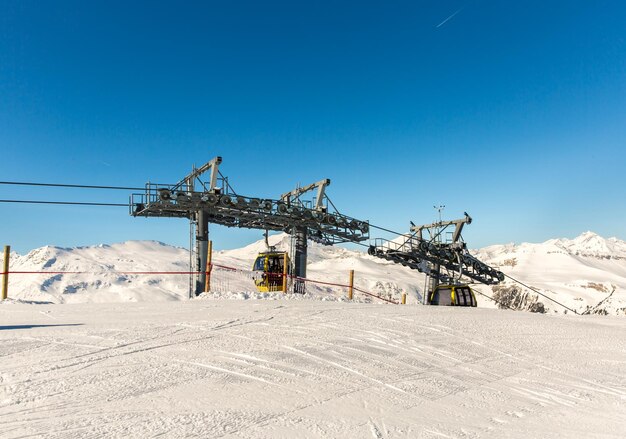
(572, 231, 604, 242)
(557, 231, 622, 257)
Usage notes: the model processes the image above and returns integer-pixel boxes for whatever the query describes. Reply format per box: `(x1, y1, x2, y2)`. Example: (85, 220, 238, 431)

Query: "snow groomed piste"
(2, 300, 625, 437)
(129, 155, 506, 304)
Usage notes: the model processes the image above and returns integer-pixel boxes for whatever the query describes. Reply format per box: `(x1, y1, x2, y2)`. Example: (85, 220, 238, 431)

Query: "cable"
(368, 223, 405, 237)
(0, 181, 419, 241)
(8, 270, 201, 275)
(353, 286, 399, 304)
(0, 180, 440, 241)
(0, 181, 145, 191)
(471, 287, 517, 311)
(0, 199, 127, 207)
(503, 273, 579, 315)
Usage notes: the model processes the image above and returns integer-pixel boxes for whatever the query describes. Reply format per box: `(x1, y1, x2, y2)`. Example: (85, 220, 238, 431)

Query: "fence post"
(2, 245, 9, 301)
(204, 240, 213, 293)
(282, 252, 288, 293)
(401, 293, 406, 305)
(348, 269, 354, 300)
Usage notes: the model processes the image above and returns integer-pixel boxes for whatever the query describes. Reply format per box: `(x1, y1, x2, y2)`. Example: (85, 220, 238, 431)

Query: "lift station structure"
(129, 155, 504, 300)
(130, 156, 370, 295)
(369, 214, 504, 295)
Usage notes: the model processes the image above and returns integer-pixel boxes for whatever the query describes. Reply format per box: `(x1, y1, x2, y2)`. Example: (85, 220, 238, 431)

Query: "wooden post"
(348, 269, 354, 300)
(2, 245, 9, 301)
(401, 293, 406, 305)
(203, 240, 213, 293)
(282, 252, 288, 293)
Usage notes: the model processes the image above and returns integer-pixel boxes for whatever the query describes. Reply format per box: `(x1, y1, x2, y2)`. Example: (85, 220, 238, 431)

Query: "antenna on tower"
(433, 204, 445, 244)
(433, 204, 446, 224)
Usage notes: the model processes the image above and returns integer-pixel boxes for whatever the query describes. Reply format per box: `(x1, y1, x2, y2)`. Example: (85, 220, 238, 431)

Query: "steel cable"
(0, 181, 145, 191)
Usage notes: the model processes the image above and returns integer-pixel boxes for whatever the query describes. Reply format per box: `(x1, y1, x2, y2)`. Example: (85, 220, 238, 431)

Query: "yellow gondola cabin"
(429, 284, 477, 307)
(252, 251, 290, 292)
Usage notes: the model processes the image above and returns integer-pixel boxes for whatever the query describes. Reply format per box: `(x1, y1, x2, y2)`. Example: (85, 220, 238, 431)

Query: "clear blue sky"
(1, 0, 625, 254)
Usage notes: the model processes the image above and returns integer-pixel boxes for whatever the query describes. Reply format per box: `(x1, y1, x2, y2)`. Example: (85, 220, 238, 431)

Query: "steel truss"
(129, 165, 369, 246)
(129, 156, 369, 295)
(368, 214, 504, 289)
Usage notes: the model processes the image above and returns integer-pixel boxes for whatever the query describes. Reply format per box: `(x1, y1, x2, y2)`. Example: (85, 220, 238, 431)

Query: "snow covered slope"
(1, 301, 625, 438)
(2, 241, 191, 304)
(472, 231, 626, 315)
(2, 232, 626, 314)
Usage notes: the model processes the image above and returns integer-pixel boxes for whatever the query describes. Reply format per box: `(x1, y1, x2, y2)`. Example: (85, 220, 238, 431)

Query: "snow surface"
(2, 231, 626, 315)
(1, 301, 625, 438)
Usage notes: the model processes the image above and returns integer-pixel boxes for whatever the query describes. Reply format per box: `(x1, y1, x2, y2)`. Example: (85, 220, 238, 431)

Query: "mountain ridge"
(2, 231, 625, 314)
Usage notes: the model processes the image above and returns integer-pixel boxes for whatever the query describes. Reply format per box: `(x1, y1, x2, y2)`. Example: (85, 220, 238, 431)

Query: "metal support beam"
(314, 180, 329, 210)
(2, 245, 9, 301)
(348, 269, 354, 300)
(204, 240, 213, 293)
(187, 156, 222, 192)
(281, 178, 330, 210)
(195, 209, 209, 295)
(428, 263, 440, 304)
(410, 212, 472, 244)
(293, 226, 307, 279)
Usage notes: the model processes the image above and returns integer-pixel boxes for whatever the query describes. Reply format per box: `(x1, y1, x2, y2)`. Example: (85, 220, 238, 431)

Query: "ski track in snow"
(1, 301, 625, 438)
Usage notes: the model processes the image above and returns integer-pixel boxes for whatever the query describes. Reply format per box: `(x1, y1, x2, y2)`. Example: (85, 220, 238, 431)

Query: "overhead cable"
(503, 273, 579, 314)
(0, 199, 127, 207)
(0, 181, 144, 191)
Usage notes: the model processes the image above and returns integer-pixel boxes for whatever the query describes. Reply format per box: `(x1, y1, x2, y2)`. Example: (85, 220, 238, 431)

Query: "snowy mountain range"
(2, 231, 625, 315)
(471, 231, 626, 315)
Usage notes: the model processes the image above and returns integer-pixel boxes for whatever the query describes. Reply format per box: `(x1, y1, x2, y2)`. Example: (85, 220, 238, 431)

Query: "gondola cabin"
(429, 284, 477, 307)
(252, 252, 290, 292)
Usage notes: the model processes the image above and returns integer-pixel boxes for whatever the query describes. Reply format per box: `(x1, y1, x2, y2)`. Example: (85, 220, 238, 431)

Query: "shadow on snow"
(0, 324, 84, 331)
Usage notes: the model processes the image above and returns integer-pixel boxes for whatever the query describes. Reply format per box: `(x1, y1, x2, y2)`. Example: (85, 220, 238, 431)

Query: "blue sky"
(1, 0, 625, 253)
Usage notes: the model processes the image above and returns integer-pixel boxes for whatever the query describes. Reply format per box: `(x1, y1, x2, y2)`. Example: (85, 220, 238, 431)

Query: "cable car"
(252, 252, 290, 292)
(429, 284, 477, 307)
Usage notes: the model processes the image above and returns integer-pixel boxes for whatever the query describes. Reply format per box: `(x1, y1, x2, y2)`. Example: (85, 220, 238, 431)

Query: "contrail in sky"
(436, 8, 463, 28)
